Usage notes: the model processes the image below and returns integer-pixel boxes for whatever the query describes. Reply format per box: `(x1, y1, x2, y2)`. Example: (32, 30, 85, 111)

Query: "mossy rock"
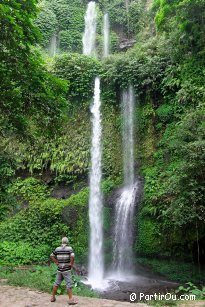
(136, 217, 164, 257)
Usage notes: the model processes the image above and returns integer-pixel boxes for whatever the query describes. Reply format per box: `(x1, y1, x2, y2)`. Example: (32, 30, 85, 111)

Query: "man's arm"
(50, 250, 59, 266)
(69, 252, 80, 273)
(50, 255, 59, 266)
(70, 255, 74, 268)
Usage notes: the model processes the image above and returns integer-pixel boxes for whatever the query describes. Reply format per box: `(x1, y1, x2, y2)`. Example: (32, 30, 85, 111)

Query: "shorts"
(54, 270, 72, 289)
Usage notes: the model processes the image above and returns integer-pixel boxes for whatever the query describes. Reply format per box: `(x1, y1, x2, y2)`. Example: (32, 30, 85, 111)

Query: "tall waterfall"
(83, 2, 104, 289)
(83, 1, 97, 56)
(88, 77, 104, 287)
(103, 13, 109, 58)
(49, 33, 57, 57)
(113, 85, 138, 275)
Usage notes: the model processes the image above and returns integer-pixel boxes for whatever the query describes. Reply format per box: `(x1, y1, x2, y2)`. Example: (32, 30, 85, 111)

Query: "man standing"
(50, 237, 77, 305)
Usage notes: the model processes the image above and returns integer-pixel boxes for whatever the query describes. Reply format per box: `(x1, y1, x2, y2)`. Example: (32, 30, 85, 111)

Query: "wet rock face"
(119, 39, 137, 51)
(100, 281, 177, 302)
(74, 264, 88, 276)
(61, 205, 79, 228)
(51, 184, 72, 199)
(51, 179, 87, 199)
(106, 176, 144, 211)
(104, 176, 144, 267)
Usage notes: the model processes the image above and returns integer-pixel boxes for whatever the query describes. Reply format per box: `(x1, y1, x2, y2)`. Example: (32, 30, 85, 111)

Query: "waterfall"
(125, 0, 129, 14)
(103, 13, 109, 58)
(48, 33, 57, 57)
(88, 77, 104, 287)
(113, 85, 138, 276)
(83, 1, 97, 56)
(83, 2, 104, 289)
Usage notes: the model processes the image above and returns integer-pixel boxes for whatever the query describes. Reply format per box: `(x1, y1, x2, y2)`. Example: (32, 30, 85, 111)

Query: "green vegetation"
(175, 282, 205, 300)
(35, 0, 147, 54)
(0, 242, 50, 266)
(0, 0, 68, 135)
(0, 188, 91, 264)
(36, 0, 85, 53)
(53, 53, 102, 100)
(0, 265, 98, 297)
(137, 258, 205, 284)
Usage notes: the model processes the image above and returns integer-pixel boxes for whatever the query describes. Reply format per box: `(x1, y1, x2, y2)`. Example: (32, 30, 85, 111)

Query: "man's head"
(62, 237, 69, 245)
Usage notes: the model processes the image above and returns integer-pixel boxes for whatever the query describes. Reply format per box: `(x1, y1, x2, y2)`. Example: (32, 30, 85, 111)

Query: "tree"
(154, 0, 205, 55)
(0, 0, 68, 136)
(0, 0, 68, 220)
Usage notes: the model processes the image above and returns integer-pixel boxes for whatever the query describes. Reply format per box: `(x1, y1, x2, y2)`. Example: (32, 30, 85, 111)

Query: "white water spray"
(88, 77, 104, 288)
(103, 13, 109, 58)
(83, 1, 97, 56)
(113, 85, 138, 276)
(49, 33, 57, 57)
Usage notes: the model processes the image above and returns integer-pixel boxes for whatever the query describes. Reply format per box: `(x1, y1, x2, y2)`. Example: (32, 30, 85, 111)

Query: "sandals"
(51, 297, 56, 302)
(68, 298, 78, 305)
(50, 296, 77, 304)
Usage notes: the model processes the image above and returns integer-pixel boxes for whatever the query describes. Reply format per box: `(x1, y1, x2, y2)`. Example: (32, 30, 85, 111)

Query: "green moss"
(137, 258, 205, 284)
(136, 216, 163, 256)
(64, 188, 89, 263)
(102, 104, 122, 177)
(54, 53, 102, 101)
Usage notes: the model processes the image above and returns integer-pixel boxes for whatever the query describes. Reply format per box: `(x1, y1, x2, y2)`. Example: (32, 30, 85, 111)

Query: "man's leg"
(63, 271, 77, 304)
(51, 272, 63, 302)
(67, 288, 73, 300)
(51, 285, 58, 301)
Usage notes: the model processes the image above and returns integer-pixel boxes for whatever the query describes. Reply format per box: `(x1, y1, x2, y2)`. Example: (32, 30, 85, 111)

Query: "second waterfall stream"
(112, 85, 138, 277)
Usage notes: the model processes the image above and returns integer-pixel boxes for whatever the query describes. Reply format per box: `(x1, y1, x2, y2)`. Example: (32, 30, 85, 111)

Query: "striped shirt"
(50, 245, 74, 272)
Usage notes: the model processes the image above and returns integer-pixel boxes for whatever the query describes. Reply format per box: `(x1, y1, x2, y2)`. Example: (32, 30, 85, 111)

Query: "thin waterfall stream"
(103, 13, 109, 58)
(48, 33, 57, 57)
(112, 85, 138, 277)
(83, 1, 97, 56)
(83, 1, 105, 289)
(88, 77, 104, 287)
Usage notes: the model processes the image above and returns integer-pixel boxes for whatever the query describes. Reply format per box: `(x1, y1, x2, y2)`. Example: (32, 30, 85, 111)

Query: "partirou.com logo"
(130, 292, 196, 302)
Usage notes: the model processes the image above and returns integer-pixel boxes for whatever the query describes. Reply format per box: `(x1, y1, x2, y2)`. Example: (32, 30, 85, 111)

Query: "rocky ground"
(0, 285, 147, 307)
(0, 284, 205, 307)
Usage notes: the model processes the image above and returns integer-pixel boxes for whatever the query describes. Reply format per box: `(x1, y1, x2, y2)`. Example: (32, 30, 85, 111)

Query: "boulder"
(119, 38, 136, 51)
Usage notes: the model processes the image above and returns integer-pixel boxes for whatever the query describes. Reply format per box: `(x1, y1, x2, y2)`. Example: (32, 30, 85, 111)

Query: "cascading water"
(49, 33, 57, 57)
(103, 13, 109, 58)
(83, 2, 105, 289)
(83, 1, 97, 56)
(88, 77, 104, 288)
(112, 85, 138, 276)
(125, 0, 129, 14)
